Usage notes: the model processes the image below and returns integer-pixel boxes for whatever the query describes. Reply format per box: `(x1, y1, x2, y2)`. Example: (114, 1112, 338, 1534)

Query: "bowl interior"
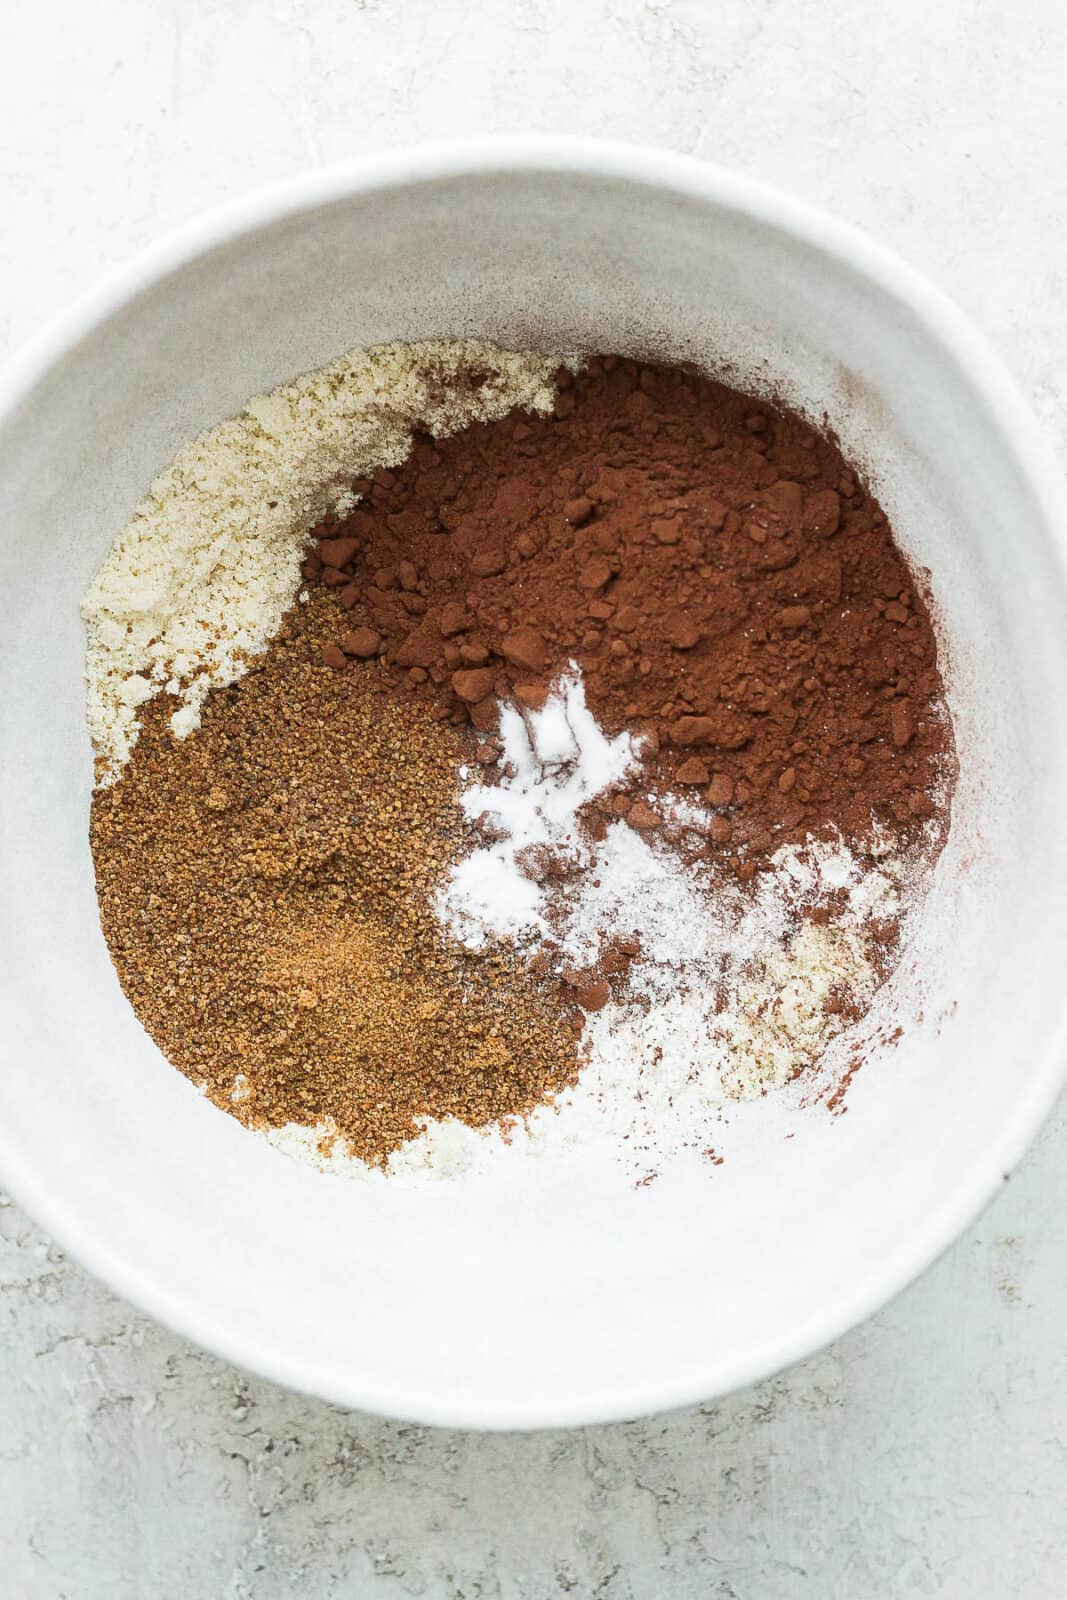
(1, 153, 1065, 1427)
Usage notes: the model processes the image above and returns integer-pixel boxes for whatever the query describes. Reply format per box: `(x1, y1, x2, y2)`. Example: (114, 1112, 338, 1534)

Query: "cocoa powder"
(311, 356, 953, 865)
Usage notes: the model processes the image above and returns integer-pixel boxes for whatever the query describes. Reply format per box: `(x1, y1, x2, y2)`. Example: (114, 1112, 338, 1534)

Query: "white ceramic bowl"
(2, 138, 1066, 1430)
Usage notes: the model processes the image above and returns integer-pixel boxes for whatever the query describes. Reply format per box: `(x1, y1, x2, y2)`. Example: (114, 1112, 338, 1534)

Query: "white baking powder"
(274, 671, 906, 1182)
(435, 669, 636, 948)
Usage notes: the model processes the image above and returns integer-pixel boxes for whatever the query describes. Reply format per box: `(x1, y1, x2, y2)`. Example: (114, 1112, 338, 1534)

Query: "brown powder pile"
(310, 356, 953, 866)
(90, 591, 582, 1165)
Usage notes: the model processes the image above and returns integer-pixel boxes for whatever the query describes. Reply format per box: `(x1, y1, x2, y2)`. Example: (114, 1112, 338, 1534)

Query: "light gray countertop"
(3, 2, 1066, 1594)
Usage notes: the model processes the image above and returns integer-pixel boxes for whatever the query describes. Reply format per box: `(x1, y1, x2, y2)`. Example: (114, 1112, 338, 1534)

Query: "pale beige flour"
(83, 339, 563, 782)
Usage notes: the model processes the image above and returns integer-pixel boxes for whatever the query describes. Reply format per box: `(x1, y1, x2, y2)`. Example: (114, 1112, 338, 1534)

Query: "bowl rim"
(2, 134, 1067, 1430)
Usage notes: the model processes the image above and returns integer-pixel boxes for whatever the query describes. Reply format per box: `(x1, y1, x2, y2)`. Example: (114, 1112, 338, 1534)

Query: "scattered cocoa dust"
(90, 591, 582, 1165)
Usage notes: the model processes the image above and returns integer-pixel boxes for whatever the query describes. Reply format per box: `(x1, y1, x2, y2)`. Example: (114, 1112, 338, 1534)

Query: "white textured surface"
(3, 1, 1067, 1594)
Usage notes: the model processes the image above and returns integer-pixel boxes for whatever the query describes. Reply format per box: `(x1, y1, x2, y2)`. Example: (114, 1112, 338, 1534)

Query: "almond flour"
(83, 340, 565, 782)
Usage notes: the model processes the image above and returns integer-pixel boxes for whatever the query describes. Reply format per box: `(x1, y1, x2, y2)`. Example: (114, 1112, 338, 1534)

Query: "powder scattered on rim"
(83, 339, 567, 782)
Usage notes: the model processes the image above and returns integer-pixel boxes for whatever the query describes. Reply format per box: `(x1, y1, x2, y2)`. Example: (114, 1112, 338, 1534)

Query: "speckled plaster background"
(3, 2, 1067, 1595)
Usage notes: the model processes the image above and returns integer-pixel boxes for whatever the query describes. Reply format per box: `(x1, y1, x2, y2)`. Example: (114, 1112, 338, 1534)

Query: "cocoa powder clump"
(313, 358, 953, 863)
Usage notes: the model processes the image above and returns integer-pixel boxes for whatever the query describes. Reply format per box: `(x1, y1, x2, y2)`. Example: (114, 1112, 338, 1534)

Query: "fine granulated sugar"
(86, 341, 955, 1183)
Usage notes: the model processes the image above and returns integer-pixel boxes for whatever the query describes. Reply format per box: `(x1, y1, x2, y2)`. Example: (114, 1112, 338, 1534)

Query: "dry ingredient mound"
(83, 339, 564, 783)
(85, 339, 956, 1176)
(90, 591, 582, 1165)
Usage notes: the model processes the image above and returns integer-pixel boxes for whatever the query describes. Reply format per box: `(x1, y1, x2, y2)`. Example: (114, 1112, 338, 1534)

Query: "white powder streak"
(271, 670, 906, 1183)
(436, 669, 635, 947)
